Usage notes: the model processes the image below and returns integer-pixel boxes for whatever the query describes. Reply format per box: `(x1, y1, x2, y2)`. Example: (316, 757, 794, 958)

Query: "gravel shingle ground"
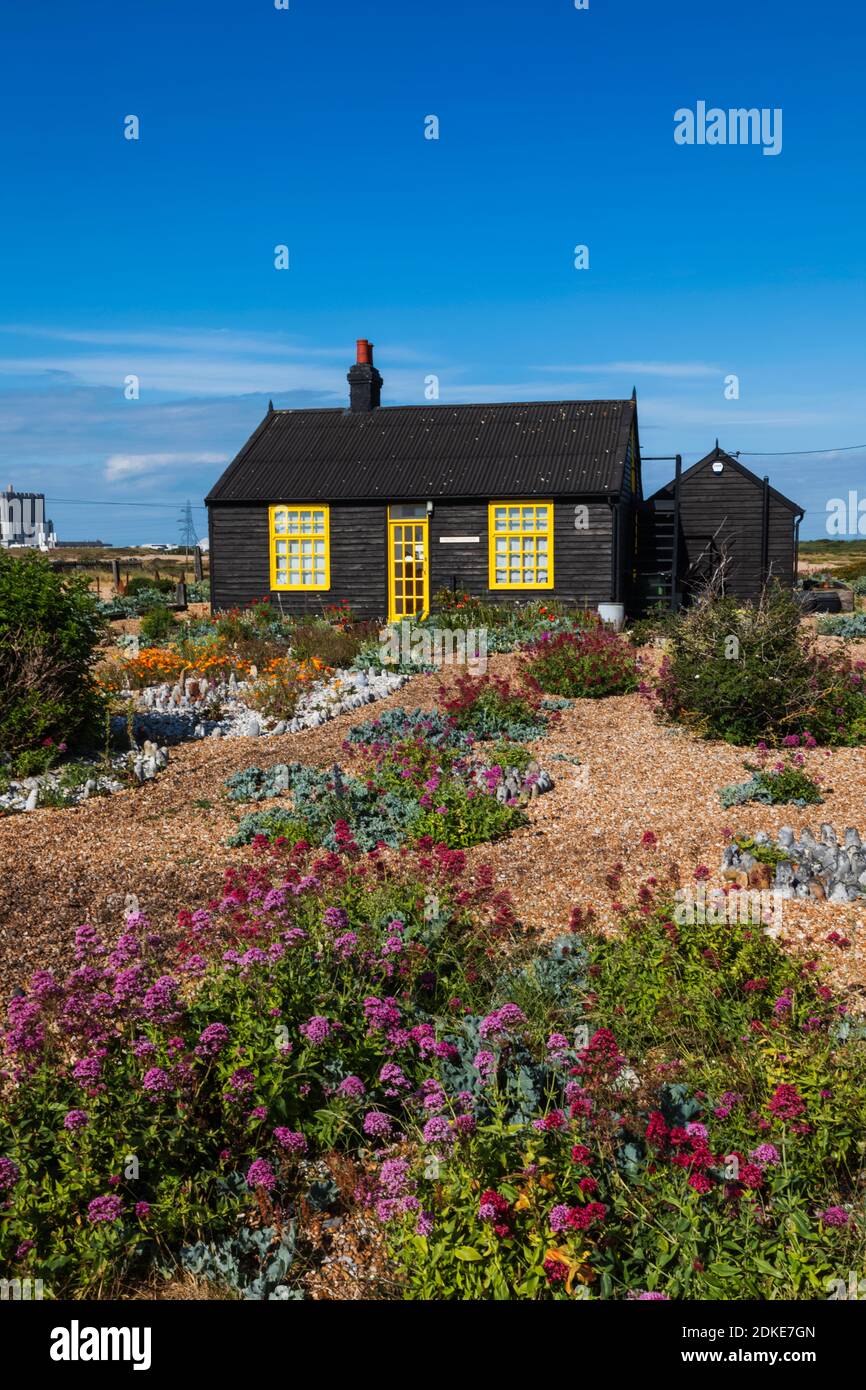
(2, 646, 865, 1011)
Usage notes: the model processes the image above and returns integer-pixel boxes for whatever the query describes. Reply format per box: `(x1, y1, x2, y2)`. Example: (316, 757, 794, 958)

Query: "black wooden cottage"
(205, 342, 804, 620)
(639, 446, 804, 609)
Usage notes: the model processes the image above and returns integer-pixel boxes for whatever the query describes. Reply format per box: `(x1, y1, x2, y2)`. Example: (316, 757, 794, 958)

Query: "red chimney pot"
(356, 338, 373, 365)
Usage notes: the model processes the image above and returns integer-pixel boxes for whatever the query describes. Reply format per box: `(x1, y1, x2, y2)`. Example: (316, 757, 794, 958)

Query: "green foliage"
(719, 767, 824, 808)
(411, 779, 526, 848)
(732, 836, 793, 867)
(139, 604, 176, 644)
(125, 575, 175, 597)
(523, 629, 640, 698)
(389, 897, 866, 1301)
(0, 551, 107, 754)
(656, 585, 866, 745)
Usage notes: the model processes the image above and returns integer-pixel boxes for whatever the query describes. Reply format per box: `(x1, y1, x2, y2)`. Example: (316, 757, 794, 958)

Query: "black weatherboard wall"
(208, 497, 617, 617)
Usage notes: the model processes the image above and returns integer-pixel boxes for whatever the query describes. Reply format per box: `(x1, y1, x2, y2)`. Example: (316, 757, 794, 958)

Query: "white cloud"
(104, 451, 227, 482)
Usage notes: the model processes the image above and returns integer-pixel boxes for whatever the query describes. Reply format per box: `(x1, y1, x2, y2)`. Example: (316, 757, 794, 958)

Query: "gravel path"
(2, 650, 865, 1012)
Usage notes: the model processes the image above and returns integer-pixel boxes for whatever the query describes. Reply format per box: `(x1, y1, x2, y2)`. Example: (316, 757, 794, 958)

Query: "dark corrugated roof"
(649, 448, 804, 515)
(206, 400, 636, 503)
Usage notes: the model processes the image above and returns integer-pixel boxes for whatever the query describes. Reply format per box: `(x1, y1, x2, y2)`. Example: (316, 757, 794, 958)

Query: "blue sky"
(0, 0, 863, 543)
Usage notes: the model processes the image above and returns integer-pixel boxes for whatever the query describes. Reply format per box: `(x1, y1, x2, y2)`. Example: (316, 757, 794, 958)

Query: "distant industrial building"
(54, 540, 109, 549)
(0, 484, 57, 550)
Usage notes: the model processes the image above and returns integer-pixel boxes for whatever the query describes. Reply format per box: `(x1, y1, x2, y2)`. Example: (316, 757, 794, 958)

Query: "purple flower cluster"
(195, 1023, 229, 1057)
(300, 1015, 331, 1045)
(478, 1003, 526, 1042)
(87, 1194, 122, 1223)
(337, 1075, 365, 1099)
(246, 1158, 276, 1192)
(0, 1157, 20, 1190)
(273, 1128, 307, 1155)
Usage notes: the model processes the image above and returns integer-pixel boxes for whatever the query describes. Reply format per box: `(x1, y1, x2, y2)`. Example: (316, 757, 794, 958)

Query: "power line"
(734, 444, 866, 458)
(45, 496, 208, 510)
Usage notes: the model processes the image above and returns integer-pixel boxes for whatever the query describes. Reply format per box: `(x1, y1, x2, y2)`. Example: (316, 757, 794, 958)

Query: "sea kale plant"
(436, 672, 551, 740)
(719, 739, 826, 808)
(225, 699, 538, 852)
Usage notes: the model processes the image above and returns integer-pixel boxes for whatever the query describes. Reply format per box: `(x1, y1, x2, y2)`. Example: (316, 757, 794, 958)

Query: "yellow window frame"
(488, 500, 554, 590)
(269, 504, 331, 591)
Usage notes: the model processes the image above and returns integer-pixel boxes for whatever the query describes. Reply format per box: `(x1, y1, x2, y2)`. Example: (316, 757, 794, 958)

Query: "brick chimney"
(347, 338, 383, 412)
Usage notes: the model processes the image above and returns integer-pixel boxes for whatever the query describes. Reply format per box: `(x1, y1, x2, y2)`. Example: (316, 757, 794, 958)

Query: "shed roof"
(206, 399, 637, 504)
(649, 446, 804, 515)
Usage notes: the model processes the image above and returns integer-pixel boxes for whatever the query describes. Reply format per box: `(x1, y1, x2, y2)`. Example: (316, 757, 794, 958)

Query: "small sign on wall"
(439, 535, 480, 544)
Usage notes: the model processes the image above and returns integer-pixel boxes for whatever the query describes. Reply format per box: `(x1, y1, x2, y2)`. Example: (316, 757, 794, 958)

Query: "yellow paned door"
(388, 515, 429, 622)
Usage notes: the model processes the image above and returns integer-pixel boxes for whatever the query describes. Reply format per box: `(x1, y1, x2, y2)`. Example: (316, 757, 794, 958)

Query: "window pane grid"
(270, 505, 330, 590)
(489, 501, 553, 590)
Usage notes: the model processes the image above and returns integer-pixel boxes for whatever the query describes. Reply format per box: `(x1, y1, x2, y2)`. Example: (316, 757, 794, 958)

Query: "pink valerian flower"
(767, 1083, 806, 1121)
(135, 1201, 151, 1220)
(300, 1015, 331, 1045)
(532, 1109, 566, 1133)
(141, 1066, 172, 1095)
(0, 1157, 20, 1190)
(72, 1052, 105, 1087)
(627, 1290, 670, 1300)
(87, 1194, 123, 1223)
(195, 1023, 229, 1057)
(687, 1174, 713, 1194)
(246, 1159, 276, 1192)
(819, 1206, 849, 1227)
(362, 1111, 393, 1139)
(337, 1075, 365, 1099)
(333, 932, 358, 959)
(685, 1122, 708, 1140)
(141, 975, 181, 1022)
(363, 995, 402, 1033)
(63, 1110, 89, 1131)
(226, 1067, 255, 1096)
(379, 1062, 410, 1095)
(548, 1201, 607, 1234)
(472, 1050, 497, 1084)
(273, 1128, 307, 1155)
(573, 1028, 625, 1089)
(739, 1164, 765, 1189)
(248, 1106, 267, 1123)
(422, 1116, 454, 1147)
(479, 1189, 512, 1239)
(478, 1003, 526, 1042)
(750, 1143, 781, 1165)
(645, 1111, 669, 1148)
(546, 1032, 571, 1063)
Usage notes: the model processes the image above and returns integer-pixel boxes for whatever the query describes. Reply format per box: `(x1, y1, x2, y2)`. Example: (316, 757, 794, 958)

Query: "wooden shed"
(641, 445, 804, 607)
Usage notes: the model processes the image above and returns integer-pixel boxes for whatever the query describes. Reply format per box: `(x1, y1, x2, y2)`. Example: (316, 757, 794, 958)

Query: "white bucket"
(597, 602, 625, 632)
